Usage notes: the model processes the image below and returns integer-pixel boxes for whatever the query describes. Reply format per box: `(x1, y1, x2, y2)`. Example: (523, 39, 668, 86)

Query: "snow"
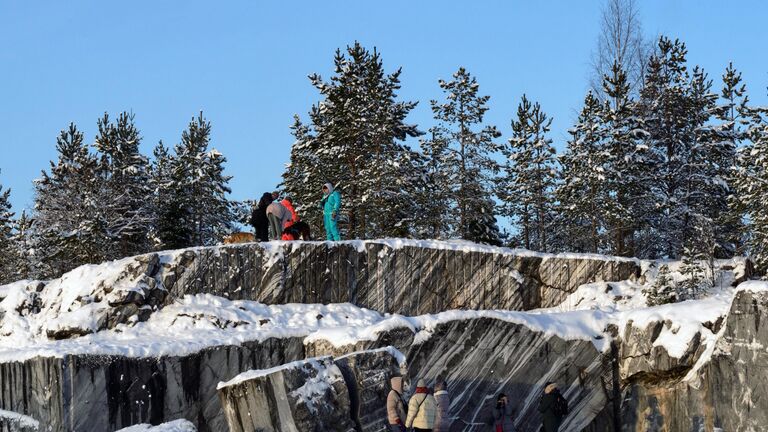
(0, 409, 39, 430)
(115, 419, 196, 432)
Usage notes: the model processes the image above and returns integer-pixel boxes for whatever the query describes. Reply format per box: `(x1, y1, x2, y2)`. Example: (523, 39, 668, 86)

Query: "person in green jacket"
(321, 182, 341, 241)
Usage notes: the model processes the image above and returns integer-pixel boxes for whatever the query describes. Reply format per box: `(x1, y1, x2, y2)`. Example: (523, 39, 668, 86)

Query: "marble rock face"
(218, 356, 356, 432)
(160, 242, 641, 314)
(405, 317, 614, 432)
(0, 338, 306, 432)
(619, 289, 768, 432)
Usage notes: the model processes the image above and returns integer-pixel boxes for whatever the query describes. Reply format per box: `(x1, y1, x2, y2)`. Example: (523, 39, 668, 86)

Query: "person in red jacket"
(280, 197, 300, 240)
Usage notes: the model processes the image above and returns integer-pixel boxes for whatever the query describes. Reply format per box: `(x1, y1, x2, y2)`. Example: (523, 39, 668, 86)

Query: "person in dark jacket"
(250, 193, 272, 242)
(492, 393, 515, 432)
(538, 382, 566, 432)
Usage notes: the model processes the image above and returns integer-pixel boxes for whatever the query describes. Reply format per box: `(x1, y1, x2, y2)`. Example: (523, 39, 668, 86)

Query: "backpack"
(553, 392, 568, 417)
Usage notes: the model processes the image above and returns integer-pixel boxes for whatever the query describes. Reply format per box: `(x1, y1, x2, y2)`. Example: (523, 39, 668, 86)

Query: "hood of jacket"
(323, 182, 334, 195)
(391, 376, 403, 393)
(545, 382, 558, 394)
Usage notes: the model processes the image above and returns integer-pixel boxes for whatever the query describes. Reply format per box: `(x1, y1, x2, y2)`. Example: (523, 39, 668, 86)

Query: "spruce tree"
(734, 118, 768, 276)
(150, 141, 194, 249)
(418, 130, 452, 238)
(636, 37, 694, 258)
(555, 91, 607, 252)
(426, 67, 501, 245)
(32, 123, 105, 278)
(170, 113, 235, 247)
(714, 63, 751, 255)
(678, 250, 706, 300)
(93, 112, 153, 259)
(644, 264, 677, 305)
(602, 61, 649, 257)
(11, 210, 34, 281)
(0, 176, 16, 284)
(500, 95, 557, 251)
(282, 116, 323, 232)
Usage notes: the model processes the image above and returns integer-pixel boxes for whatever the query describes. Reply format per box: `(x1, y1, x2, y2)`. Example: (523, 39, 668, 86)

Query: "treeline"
(281, 38, 768, 275)
(2, 35, 768, 284)
(0, 112, 234, 282)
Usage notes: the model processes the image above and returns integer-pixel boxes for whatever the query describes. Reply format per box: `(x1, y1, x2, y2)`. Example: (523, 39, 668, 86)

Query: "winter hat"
(323, 182, 334, 194)
(434, 379, 446, 392)
(416, 379, 427, 388)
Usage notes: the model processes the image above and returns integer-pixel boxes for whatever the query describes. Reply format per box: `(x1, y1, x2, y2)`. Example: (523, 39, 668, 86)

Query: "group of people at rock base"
(387, 377, 568, 432)
(249, 183, 342, 241)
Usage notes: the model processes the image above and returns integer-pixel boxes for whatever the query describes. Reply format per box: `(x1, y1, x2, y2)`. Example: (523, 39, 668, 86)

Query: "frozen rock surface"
(0, 240, 763, 431)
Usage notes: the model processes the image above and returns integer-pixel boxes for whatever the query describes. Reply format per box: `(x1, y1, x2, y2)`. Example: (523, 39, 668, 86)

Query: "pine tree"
(150, 141, 193, 249)
(714, 63, 751, 256)
(427, 67, 501, 245)
(170, 113, 235, 247)
(282, 43, 423, 239)
(32, 123, 105, 278)
(418, 130, 452, 238)
(643, 263, 676, 306)
(601, 61, 649, 257)
(500, 95, 557, 251)
(636, 37, 700, 258)
(678, 250, 706, 300)
(555, 91, 607, 252)
(282, 115, 323, 232)
(734, 117, 768, 276)
(0, 176, 16, 284)
(93, 112, 153, 259)
(11, 211, 34, 281)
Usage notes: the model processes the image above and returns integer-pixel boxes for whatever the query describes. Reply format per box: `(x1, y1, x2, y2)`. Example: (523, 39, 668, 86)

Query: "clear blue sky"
(2, 1, 767, 214)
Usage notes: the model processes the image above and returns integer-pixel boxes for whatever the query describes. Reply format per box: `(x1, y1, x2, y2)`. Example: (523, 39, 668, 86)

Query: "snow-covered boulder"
(620, 283, 768, 431)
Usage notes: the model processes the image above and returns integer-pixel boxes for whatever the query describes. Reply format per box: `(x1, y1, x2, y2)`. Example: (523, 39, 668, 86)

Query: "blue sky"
(2, 1, 767, 213)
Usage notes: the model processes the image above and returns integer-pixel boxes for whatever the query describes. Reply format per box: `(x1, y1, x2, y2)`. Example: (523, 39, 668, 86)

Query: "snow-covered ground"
(0, 408, 40, 430)
(116, 419, 196, 432)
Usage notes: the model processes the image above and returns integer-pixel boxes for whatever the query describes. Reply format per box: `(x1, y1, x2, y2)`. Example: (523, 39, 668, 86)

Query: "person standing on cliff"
(387, 376, 407, 431)
(250, 193, 273, 242)
(320, 182, 341, 241)
(538, 382, 567, 432)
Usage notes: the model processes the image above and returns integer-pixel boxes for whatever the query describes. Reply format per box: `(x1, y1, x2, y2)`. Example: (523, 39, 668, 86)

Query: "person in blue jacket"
(321, 182, 341, 241)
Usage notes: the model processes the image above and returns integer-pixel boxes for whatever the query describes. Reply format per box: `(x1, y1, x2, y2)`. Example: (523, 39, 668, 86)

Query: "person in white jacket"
(405, 379, 437, 432)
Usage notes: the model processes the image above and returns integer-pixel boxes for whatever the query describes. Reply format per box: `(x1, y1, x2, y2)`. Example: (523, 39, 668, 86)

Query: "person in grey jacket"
(433, 379, 451, 432)
(266, 199, 291, 240)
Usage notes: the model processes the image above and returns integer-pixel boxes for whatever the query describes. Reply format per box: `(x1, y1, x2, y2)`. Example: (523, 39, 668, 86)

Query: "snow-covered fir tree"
(678, 249, 707, 300)
(734, 114, 768, 276)
(0, 176, 16, 284)
(150, 141, 192, 249)
(500, 94, 557, 251)
(281, 116, 323, 232)
(32, 123, 106, 278)
(426, 67, 501, 245)
(417, 130, 452, 239)
(93, 112, 153, 259)
(168, 113, 235, 247)
(714, 63, 752, 255)
(601, 61, 650, 257)
(636, 37, 690, 258)
(643, 263, 676, 306)
(555, 91, 608, 253)
(282, 43, 423, 239)
(11, 210, 34, 281)
(679, 67, 720, 258)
